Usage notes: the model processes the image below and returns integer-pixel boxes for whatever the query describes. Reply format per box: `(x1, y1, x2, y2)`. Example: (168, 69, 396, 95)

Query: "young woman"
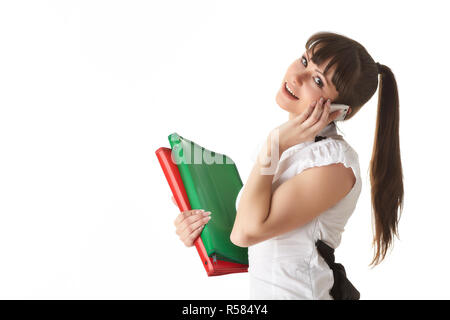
(172, 31, 404, 300)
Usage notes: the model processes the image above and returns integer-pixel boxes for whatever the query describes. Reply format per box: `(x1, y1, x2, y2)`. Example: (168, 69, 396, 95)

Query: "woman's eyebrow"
(305, 51, 329, 86)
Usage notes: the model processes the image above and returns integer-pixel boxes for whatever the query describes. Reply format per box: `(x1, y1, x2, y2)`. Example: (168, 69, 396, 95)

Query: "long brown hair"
(305, 32, 404, 266)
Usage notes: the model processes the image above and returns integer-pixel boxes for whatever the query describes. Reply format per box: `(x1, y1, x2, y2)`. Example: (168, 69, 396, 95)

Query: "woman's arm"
(230, 133, 279, 246)
(231, 159, 355, 247)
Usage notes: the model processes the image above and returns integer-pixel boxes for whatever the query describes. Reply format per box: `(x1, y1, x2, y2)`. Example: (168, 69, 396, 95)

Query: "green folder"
(169, 133, 248, 265)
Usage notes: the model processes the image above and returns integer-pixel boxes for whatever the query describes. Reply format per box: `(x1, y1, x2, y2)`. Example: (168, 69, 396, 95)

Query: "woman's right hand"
(171, 196, 212, 247)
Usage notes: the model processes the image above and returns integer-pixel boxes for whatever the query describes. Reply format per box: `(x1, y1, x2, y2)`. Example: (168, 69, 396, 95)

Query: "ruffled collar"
(314, 121, 339, 140)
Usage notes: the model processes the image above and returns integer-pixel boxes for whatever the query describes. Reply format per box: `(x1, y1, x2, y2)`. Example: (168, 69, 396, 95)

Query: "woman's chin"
(277, 103, 290, 112)
(275, 93, 294, 113)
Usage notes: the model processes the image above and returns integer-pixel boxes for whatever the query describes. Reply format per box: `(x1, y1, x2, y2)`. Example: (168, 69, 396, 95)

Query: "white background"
(0, 0, 449, 299)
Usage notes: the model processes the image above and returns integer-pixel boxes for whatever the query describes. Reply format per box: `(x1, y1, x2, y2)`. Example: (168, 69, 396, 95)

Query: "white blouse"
(235, 122, 362, 300)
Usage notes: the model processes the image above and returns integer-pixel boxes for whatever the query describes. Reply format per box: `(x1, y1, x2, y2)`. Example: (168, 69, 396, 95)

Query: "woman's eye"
(301, 55, 324, 89)
(314, 77, 324, 88)
(301, 56, 307, 67)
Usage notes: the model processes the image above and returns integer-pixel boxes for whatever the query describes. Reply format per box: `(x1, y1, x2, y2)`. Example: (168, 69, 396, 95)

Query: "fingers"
(179, 213, 212, 247)
(319, 99, 331, 124)
(173, 208, 202, 227)
(178, 211, 211, 234)
(179, 214, 211, 240)
(183, 224, 205, 247)
(320, 99, 345, 126)
(311, 99, 333, 130)
(302, 97, 327, 127)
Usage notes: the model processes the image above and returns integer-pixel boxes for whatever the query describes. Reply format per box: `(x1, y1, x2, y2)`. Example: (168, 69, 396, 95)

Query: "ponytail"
(369, 64, 404, 266)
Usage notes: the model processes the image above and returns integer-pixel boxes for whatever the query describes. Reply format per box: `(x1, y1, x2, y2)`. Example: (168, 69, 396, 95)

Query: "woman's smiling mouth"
(284, 82, 299, 100)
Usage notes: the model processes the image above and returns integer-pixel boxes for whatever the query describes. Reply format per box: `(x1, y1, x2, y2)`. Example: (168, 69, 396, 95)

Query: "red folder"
(156, 147, 248, 276)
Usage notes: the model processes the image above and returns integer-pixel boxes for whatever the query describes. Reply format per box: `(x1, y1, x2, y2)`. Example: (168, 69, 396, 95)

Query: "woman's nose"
(294, 70, 309, 85)
(293, 73, 306, 87)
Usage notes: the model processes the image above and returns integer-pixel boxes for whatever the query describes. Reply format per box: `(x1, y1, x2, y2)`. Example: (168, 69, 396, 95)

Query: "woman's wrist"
(257, 132, 282, 169)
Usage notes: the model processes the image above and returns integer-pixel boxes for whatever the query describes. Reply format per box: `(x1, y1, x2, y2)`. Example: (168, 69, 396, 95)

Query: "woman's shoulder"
(294, 136, 359, 170)
(272, 135, 361, 190)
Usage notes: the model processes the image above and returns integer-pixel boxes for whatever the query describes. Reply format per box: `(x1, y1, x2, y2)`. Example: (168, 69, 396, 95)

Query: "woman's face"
(275, 49, 340, 119)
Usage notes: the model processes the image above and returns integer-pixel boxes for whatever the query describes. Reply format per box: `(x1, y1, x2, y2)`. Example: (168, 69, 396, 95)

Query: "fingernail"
(203, 211, 211, 216)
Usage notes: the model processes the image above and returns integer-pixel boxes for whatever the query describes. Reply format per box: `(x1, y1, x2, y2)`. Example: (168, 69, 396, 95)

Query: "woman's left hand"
(270, 98, 342, 154)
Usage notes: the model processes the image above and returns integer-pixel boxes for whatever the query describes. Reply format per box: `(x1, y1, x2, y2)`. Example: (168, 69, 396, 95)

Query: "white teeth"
(285, 83, 298, 98)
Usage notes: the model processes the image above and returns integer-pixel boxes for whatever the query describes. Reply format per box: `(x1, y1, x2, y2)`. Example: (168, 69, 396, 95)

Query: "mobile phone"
(330, 103, 349, 121)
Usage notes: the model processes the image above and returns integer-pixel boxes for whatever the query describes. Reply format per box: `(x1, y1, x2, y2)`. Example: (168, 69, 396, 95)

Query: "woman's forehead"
(306, 49, 335, 73)
(305, 49, 336, 80)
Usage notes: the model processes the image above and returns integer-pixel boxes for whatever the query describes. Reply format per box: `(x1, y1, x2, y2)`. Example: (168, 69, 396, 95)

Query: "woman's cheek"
(298, 100, 311, 114)
(301, 91, 316, 108)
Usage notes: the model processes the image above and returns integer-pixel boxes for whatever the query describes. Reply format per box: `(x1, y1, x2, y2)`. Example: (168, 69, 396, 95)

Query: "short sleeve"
(272, 137, 360, 187)
(294, 138, 360, 180)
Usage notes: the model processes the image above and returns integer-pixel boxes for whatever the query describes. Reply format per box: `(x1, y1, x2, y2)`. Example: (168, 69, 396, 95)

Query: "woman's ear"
(347, 107, 352, 115)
